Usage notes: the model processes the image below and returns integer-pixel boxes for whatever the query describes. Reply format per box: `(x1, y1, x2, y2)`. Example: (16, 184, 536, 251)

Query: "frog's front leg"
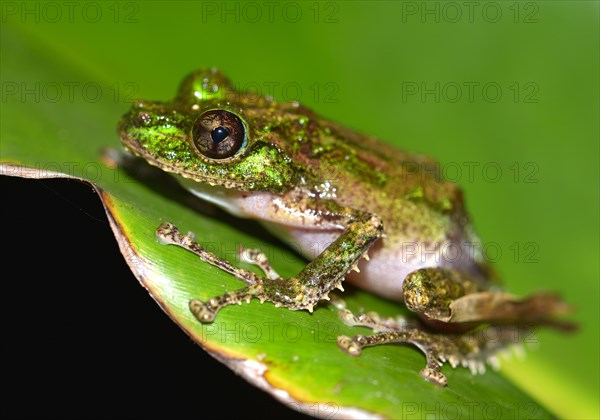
(402, 267, 571, 324)
(156, 200, 382, 323)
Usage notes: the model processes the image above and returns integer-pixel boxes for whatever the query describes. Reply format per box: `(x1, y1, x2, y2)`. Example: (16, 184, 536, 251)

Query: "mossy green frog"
(118, 69, 569, 386)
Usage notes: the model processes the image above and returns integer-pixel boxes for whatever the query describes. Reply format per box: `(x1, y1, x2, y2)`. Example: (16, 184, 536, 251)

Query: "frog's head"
(118, 68, 299, 193)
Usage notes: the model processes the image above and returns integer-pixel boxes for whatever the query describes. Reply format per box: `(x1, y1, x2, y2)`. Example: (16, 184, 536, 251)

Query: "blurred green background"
(2, 1, 598, 418)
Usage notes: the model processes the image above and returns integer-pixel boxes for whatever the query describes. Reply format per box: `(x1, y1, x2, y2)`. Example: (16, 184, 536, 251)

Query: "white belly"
(266, 225, 479, 301)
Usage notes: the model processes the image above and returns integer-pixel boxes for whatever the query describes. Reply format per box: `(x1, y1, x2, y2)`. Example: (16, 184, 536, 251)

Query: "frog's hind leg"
(337, 309, 526, 386)
(402, 268, 571, 324)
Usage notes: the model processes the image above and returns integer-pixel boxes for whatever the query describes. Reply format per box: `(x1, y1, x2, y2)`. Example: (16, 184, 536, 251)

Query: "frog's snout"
(120, 102, 150, 128)
(117, 103, 151, 149)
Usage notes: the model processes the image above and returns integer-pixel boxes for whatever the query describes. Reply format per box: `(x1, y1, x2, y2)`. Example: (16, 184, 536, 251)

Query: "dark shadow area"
(1, 175, 310, 419)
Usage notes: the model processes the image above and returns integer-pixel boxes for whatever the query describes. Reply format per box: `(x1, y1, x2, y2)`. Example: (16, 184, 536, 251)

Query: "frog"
(118, 68, 570, 386)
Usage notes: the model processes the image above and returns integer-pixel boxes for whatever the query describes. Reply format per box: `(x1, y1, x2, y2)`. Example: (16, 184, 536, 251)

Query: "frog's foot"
(337, 308, 529, 386)
(337, 309, 449, 386)
(403, 268, 572, 324)
(337, 328, 451, 386)
(156, 222, 266, 284)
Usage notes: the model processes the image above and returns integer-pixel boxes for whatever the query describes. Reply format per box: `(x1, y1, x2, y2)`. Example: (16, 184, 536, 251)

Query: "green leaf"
(2, 3, 598, 418)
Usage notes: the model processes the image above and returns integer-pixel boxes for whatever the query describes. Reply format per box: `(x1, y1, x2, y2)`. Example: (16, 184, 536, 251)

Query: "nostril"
(136, 111, 152, 126)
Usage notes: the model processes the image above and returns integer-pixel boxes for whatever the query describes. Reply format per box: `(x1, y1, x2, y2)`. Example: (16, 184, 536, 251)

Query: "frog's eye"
(192, 110, 247, 159)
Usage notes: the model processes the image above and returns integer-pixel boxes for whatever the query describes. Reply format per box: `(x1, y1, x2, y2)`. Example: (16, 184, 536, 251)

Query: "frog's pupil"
(211, 126, 229, 143)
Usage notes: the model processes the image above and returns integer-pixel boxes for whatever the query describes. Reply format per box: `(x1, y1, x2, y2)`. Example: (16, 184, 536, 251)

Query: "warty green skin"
(119, 69, 570, 386)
